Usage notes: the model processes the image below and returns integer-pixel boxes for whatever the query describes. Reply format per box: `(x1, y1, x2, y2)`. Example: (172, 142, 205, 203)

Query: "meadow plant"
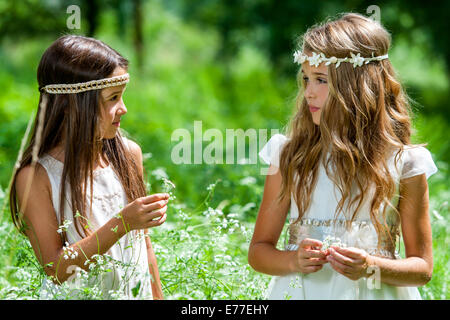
(0, 168, 271, 300)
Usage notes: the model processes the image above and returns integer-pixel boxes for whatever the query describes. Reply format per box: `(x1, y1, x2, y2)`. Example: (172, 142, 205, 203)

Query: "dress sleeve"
(401, 146, 438, 180)
(258, 134, 288, 168)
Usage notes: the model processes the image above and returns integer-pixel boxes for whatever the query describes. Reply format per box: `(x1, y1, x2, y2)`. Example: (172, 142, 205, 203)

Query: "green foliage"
(0, 172, 272, 300)
(0, 0, 449, 300)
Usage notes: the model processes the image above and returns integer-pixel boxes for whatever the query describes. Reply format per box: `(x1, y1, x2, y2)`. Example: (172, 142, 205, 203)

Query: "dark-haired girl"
(10, 35, 168, 299)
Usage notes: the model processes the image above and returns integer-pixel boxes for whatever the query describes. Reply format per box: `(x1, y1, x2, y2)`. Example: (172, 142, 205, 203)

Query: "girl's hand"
(120, 193, 169, 232)
(327, 246, 370, 280)
(293, 238, 329, 274)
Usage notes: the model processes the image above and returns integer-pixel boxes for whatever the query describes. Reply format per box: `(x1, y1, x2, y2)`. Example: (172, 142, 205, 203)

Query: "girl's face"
(99, 67, 128, 139)
(301, 60, 329, 125)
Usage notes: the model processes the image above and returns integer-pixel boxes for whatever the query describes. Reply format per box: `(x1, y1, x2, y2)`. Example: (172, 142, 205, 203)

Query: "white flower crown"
(293, 51, 389, 68)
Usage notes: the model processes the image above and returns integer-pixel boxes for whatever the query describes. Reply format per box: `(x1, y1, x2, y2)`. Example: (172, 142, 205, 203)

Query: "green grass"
(0, 1, 449, 300)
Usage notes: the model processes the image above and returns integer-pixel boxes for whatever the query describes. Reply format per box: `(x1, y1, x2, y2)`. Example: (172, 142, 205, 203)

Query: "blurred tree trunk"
(115, 0, 128, 39)
(133, 0, 144, 69)
(83, 0, 99, 37)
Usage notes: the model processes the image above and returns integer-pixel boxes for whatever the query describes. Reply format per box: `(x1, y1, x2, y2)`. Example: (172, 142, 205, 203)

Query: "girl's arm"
(15, 164, 167, 285)
(328, 173, 433, 286)
(248, 166, 328, 276)
(127, 139, 165, 299)
(15, 164, 127, 284)
(370, 173, 433, 286)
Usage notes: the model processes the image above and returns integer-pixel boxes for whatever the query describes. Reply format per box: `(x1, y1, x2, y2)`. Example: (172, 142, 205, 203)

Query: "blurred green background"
(0, 0, 448, 299)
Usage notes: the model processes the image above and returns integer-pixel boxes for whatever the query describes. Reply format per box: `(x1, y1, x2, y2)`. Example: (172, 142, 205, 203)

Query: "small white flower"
(293, 50, 307, 64)
(162, 177, 176, 191)
(349, 52, 365, 67)
(308, 52, 324, 67)
(57, 220, 73, 234)
(293, 50, 301, 63)
(432, 209, 443, 220)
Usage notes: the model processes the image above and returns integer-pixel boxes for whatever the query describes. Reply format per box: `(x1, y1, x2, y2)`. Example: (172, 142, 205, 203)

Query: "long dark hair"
(10, 35, 146, 242)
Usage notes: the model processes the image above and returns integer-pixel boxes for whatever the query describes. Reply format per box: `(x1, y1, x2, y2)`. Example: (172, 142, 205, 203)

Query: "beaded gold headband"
(293, 51, 389, 68)
(40, 73, 130, 94)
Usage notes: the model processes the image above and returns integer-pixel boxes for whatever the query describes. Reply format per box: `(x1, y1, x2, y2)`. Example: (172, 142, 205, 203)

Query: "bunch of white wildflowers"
(321, 235, 347, 251)
(62, 242, 78, 260)
(131, 169, 271, 300)
(203, 207, 224, 220)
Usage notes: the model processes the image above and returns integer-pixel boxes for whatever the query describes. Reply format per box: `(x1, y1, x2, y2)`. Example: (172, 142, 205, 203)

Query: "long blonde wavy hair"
(279, 13, 425, 248)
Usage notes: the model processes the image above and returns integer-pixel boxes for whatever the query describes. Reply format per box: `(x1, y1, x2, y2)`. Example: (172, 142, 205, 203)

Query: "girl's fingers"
(142, 193, 170, 205)
(302, 265, 323, 274)
(327, 255, 353, 274)
(304, 257, 328, 266)
(332, 246, 365, 260)
(301, 248, 327, 259)
(328, 257, 344, 275)
(147, 213, 167, 228)
(143, 199, 168, 212)
(146, 206, 167, 221)
(300, 238, 323, 249)
(329, 248, 357, 267)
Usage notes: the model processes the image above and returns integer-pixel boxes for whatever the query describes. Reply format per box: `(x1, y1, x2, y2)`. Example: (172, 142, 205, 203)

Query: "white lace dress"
(37, 137, 152, 300)
(259, 134, 438, 300)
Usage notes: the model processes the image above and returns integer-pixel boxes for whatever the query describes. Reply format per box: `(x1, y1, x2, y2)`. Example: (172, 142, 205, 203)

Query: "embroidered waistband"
(285, 243, 399, 259)
(288, 218, 398, 231)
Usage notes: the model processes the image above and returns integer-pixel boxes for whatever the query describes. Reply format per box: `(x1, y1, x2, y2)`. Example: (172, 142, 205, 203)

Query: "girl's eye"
(110, 95, 118, 101)
(303, 76, 327, 84)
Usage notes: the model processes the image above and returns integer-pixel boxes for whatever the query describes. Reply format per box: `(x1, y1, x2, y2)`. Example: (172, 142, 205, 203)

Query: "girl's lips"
(112, 121, 120, 127)
(309, 106, 320, 112)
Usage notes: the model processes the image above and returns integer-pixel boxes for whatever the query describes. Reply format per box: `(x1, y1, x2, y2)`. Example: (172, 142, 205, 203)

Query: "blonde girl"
(249, 13, 438, 299)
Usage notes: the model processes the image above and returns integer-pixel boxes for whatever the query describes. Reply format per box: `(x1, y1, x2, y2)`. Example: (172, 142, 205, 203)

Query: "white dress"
(259, 134, 439, 300)
(37, 137, 152, 300)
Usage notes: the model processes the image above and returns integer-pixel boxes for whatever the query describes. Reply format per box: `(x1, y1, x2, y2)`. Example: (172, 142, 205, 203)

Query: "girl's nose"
(118, 100, 127, 115)
(305, 84, 315, 99)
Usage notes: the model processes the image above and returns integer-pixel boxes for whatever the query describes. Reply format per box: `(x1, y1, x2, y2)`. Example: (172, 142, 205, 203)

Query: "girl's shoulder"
(398, 145, 438, 180)
(15, 162, 52, 201)
(258, 134, 288, 168)
(121, 136, 141, 154)
(122, 137, 142, 156)
(120, 136, 143, 169)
